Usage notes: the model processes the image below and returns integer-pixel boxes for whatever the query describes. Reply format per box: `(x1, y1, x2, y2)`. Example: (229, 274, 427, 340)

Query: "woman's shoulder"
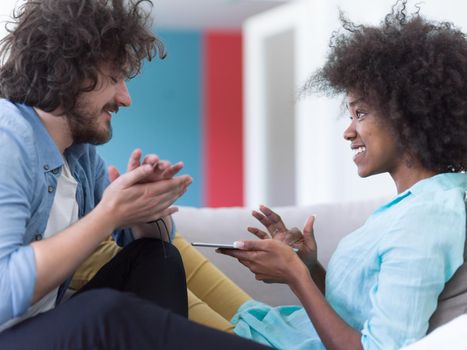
(379, 187, 465, 260)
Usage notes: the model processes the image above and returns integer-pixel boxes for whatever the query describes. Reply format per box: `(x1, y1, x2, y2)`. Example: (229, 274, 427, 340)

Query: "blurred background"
(1, 0, 466, 208)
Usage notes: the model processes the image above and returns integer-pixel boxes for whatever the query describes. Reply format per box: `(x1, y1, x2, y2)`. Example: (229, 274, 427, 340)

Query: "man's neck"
(34, 108, 73, 154)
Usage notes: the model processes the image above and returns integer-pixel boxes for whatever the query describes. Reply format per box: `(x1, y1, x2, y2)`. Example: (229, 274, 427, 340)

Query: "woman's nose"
(343, 120, 356, 141)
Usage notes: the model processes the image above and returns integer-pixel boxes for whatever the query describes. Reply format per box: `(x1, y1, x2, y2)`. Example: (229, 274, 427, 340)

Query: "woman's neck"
(390, 159, 437, 194)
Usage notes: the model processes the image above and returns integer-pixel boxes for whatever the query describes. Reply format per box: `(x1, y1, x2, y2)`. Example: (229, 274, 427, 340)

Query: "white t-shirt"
(0, 157, 78, 332)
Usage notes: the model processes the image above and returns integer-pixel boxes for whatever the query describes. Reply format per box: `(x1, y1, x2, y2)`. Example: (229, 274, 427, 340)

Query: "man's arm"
(31, 204, 116, 303)
(131, 215, 175, 241)
(31, 165, 190, 303)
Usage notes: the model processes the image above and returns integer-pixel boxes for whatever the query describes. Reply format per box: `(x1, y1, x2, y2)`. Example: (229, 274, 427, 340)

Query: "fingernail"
(233, 241, 244, 249)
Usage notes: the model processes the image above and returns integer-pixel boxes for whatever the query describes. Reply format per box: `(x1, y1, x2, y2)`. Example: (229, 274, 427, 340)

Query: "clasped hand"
(99, 149, 192, 230)
(219, 205, 317, 285)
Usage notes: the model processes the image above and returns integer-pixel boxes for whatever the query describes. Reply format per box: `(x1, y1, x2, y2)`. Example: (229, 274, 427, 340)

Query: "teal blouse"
(232, 173, 467, 350)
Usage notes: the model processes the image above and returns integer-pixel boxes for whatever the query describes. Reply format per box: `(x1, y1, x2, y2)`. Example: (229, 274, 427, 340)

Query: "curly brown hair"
(306, 1, 467, 173)
(0, 0, 165, 115)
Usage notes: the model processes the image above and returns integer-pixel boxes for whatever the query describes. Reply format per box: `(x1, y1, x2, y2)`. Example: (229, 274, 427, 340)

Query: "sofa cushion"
(428, 194, 467, 332)
(70, 236, 121, 290)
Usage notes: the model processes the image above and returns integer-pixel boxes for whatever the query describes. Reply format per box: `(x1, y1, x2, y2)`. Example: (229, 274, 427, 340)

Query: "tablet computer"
(191, 242, 299, 252)
(191, 242, 238, 249)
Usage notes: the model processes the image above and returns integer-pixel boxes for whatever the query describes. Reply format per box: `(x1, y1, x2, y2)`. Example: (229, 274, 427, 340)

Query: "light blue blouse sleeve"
(0, 125, 37, 324)
(361, 202, 465, 350)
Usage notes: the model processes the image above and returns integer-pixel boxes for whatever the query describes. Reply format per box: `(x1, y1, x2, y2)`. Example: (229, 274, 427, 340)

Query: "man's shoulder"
(0, 99, 38, 166)
(0, 99, 34, 135)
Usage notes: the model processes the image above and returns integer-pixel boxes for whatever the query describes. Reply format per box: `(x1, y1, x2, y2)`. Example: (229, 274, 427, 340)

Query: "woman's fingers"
(251, 210, 281, 236)
(284, 227, 303, 245)
(218, 241, 296, 284)
(251, 209, 269, 224)
(247, 227, 269, 239)
(303, 215, 317, 242)
(251, 205, 289, 237)
(259, 205, 287, 228)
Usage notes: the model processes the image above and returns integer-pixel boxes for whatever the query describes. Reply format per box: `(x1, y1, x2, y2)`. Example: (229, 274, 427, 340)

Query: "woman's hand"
(248, 205, 318, 270)
(219, 239, 310, 285)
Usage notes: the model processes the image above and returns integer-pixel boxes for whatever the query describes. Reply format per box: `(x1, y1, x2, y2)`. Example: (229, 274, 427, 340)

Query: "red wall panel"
(204, 31, 243, 207)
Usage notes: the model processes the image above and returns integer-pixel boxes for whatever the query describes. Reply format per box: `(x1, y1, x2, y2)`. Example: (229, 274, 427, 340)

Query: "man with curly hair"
(0, 0, 270, 349)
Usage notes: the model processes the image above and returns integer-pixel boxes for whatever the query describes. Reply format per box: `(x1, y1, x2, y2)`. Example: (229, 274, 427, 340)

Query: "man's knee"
(72, 288, 135, 319)
(125, 238, 184, 265)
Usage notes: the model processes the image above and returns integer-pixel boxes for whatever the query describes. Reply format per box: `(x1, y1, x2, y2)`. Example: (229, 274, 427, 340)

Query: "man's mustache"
(103, 102, 119, 114)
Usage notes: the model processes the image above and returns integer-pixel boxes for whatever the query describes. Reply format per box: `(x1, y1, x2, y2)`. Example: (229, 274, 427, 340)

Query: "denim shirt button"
(43, 164, 49, 171)
(52, 168, 59, 175)
(35, 234, 42, 241)
(48, 186, 54, 193)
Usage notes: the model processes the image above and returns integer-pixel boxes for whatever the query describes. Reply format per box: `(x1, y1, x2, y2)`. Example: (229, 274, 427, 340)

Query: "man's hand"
(108, 148, 184, 184)
(106, 149, 191, 239)
(99, 164, 191, 230)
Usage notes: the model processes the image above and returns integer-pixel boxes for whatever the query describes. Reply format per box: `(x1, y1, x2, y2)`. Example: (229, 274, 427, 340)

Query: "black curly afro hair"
(306, 0, 467, 173)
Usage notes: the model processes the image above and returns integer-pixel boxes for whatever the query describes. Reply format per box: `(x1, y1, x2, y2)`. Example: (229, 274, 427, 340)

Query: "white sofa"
(174, 197, 388, 306)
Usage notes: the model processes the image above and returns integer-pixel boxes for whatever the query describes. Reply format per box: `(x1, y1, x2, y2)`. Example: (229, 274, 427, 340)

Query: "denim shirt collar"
(15, 103, 87, 172)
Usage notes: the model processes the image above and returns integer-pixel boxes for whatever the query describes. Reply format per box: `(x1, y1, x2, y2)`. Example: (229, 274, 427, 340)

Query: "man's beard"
(67, 102, 117, 145)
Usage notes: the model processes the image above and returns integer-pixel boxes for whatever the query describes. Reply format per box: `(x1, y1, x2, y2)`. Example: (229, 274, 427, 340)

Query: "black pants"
(0, 238, 269, 350)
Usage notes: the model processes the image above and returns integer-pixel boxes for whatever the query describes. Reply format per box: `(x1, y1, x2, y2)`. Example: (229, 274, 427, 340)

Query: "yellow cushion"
(70, 236, 121, 290)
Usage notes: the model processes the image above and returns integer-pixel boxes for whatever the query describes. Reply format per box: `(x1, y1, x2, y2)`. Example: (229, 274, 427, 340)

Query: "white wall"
(0, 0, 21, 40)
(244, 0, 467, 207)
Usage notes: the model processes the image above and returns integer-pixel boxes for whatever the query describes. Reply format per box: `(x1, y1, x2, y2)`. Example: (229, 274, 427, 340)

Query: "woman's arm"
(308, 261, 326, 294)
(222, 239, 362, 350)
(289, 259, 362, 350)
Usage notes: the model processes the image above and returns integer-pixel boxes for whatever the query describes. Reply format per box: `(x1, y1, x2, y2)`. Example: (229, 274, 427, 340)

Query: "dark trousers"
(75, 237, 188, 317)
(0, 238, 269, 350)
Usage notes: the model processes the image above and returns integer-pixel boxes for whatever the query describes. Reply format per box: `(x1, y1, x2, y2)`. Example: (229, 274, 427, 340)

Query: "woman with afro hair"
(213, 1, 467, 349)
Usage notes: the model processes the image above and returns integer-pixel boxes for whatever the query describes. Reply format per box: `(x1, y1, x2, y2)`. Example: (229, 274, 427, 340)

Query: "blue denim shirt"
(0, 100, 134, 325)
